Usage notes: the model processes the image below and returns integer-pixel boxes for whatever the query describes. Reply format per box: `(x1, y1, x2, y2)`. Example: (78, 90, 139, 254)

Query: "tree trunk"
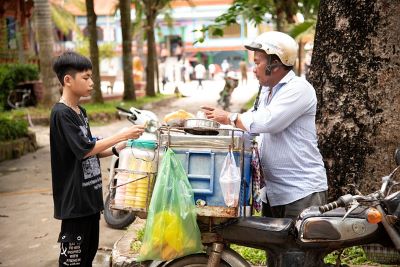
(33, 0, 59, 106)
(145, 12, 156, 97)
(120, 0, 136, 101)
(309, 0, 400, 199)
(85, 0, 103, 103)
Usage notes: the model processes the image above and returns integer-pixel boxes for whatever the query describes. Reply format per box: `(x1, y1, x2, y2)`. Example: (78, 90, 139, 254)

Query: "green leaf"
(211, 28, 224, 37)
(289, 20, 316, 39)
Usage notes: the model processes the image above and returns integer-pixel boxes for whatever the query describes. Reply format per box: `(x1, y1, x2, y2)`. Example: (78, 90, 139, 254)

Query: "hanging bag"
(251, 143, 266, 213)
(219, 149, 241, 207)
(138, 148, 202, 261)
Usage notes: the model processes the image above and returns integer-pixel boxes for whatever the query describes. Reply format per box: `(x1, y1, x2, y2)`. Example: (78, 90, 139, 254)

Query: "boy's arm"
(84, 125, 144, 158)
(97, 141, 126, 158)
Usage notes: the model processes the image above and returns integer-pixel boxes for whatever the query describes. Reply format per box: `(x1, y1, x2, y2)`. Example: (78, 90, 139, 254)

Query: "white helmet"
(245, 31, 298, 66)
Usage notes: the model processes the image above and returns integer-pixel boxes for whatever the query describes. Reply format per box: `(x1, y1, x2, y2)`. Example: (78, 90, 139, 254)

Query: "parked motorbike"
(150, 148, 400, 266)
(103, 106, 158, 229)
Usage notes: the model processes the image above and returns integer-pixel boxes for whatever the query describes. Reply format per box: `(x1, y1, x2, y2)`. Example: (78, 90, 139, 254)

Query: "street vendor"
(202, 31, 328, 219)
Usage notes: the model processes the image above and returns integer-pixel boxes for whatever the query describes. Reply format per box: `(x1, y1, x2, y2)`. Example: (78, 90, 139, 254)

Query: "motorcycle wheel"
(161, 253, 231, 267)
(103, 193, 136, 229)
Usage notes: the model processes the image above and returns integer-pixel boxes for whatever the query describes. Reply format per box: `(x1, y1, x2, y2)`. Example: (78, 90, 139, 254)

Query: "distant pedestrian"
(239, 59, 248, 85)
(50, 51, 145, 267)
(174, 41, 183, 61)
(208, 63, 216, 80)
(194, 63, 206, 89)
(160, 43, 168, 63)
(221, 59, 230, 76)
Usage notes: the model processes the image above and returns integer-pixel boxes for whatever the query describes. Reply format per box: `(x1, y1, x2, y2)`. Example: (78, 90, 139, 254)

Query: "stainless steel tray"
(159, 131, 245, 150)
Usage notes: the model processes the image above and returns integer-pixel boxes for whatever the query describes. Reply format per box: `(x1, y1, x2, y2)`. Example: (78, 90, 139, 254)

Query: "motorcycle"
(217, 72, 239, 111)
(150, 148, 400, 266)
(103, 106, 158, 229)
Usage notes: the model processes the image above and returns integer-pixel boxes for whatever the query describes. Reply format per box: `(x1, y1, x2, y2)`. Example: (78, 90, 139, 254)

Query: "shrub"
(0, 114, 29, 142)
(0, 63, 39, 110)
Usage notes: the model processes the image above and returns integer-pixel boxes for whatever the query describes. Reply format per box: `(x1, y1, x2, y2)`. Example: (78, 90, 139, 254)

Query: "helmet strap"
(265, 54, 281, 76)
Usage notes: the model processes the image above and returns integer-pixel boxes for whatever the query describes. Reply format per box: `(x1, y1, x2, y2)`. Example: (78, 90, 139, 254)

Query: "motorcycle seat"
(220, 216, 294, 246)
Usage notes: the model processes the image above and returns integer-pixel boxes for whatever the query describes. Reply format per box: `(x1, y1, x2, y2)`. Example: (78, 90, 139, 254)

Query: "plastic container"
(113, 140, 157, 211)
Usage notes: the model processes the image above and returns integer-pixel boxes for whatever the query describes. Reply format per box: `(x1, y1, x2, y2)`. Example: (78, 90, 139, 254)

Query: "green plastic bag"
(138, 148, 203, 261)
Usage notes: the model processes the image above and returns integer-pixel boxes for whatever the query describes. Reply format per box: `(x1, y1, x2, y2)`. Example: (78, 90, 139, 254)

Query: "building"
(1, 0, 272, 73)
(157, 0, 272, 70)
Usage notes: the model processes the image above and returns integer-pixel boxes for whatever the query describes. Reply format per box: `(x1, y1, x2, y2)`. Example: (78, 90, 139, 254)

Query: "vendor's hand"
(201, 106, 230, 125)
(121, 125, 145, 140)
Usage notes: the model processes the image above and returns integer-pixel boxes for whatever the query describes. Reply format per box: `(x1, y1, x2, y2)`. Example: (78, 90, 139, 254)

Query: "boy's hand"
(122, 125, 145, 140)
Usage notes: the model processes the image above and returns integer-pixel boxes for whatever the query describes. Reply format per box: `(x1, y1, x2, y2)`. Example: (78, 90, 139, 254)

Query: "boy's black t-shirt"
(50, 103, 103, 220)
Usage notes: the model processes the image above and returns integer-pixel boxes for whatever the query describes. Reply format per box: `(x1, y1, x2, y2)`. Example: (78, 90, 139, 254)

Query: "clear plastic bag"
(138, 148, 202, 262)
(219, 150, 241, 207)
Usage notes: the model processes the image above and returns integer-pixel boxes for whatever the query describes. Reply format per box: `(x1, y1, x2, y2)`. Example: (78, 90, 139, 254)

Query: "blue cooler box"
(159, 133, 252, 218)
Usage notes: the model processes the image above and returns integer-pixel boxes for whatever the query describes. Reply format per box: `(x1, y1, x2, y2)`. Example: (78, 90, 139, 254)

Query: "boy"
(50, 51, 144, 266)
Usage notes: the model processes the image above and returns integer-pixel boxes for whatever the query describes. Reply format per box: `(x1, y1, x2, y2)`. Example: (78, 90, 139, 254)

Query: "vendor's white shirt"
(240, 71, 327, 206)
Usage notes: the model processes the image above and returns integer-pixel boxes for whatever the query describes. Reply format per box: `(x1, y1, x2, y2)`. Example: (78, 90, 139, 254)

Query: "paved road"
(0, 79, 258, 266)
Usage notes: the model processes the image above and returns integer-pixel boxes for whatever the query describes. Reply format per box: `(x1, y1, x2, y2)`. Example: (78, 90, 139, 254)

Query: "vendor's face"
(253, 51, 270, 87)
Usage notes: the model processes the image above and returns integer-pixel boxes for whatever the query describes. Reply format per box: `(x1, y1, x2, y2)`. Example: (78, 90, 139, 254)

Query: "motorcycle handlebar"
(319, 194, 354, 213)
(116, 106, 132, 114)
(116, 106, 137, 122)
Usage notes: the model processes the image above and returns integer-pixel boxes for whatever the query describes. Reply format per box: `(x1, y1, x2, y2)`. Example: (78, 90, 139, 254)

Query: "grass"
(231, 244, 266, 265)
(324, 246, 377, 266)
(231, 245, 381, 266)
(243, 93, 257, 111)
(81, 93, 171, 114)
(130, 227, 145, 254)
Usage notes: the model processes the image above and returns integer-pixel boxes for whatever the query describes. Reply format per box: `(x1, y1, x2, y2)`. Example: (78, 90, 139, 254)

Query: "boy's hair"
(53, 51, 92, 86)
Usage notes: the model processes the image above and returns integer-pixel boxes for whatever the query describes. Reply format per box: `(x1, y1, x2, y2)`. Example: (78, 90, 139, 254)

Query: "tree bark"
(85, 0, 103, 103)
(33, 0, 59, 106)
(120, 0, 136, 101)
(309, 0, 400, 199)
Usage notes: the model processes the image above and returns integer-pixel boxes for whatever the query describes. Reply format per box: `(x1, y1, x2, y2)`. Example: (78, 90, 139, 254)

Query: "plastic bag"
(138, 148, 202, 262)
(219, 150, 241, 207)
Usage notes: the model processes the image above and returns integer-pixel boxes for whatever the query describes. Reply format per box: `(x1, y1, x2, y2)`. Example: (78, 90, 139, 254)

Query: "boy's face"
(67, 69, 93, 97)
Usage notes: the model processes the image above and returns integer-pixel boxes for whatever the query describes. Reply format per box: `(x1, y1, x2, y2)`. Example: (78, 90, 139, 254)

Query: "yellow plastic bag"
(138, 148, 202, 261)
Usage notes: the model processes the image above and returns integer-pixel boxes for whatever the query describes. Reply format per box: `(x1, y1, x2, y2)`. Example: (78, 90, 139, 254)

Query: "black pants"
(58, 213, 100, 267)
(262, 191, 327, 219)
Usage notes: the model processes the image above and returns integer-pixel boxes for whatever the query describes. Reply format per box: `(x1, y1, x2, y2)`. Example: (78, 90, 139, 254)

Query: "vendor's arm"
(201, 106, 247, 130)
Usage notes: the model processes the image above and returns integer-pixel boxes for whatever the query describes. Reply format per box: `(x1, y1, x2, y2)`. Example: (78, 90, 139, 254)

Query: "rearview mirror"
(395, 148, 400, 166)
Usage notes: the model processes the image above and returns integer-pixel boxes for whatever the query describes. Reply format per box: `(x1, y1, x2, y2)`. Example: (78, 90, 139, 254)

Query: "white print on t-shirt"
(79, 125, 88, 138)
(82, 156, 101, 180)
